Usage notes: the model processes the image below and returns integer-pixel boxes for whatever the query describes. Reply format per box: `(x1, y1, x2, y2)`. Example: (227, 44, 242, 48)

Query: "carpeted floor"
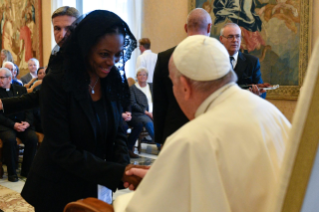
(0, 185, 34, 212)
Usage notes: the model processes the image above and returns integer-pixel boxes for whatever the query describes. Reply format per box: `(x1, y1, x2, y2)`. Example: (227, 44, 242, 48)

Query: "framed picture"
(0, 0, 42, 76)
(189, 0, 312, 100)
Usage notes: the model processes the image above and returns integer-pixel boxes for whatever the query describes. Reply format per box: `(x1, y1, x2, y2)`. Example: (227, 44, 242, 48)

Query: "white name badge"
(97, 184, 112, 204)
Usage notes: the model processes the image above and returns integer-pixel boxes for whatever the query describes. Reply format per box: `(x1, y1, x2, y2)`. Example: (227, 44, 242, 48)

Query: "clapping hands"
(122, 165, 150, 190)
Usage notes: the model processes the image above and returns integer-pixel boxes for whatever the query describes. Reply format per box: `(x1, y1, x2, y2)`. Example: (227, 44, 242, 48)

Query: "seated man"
(129, 68, 160, 149)
(219, 23, 269, 98)
(0, 68, 37, 182)
(20, 58, 39, 85)
(113, 36, 291, 211)
(3, 61, 22, 86)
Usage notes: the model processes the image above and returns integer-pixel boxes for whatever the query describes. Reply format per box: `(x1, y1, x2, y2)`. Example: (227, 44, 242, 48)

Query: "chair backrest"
(127, 77, 136, 87)
(64, 198, 114, 212)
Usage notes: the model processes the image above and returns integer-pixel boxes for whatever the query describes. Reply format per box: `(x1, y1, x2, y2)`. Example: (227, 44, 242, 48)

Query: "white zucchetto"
(172, 35, 231, 81)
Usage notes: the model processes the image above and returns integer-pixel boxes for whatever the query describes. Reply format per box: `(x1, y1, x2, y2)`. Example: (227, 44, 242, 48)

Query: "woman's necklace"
(89, 76, 99, 94)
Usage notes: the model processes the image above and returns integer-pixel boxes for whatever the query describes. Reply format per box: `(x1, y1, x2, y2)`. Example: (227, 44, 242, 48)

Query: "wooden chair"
(0, 132, 44, 178)
(64, 197, 113, 212)
(36, 132, 44, 148)
(136, 128, 156, 154)
(127, 77, 136, 87)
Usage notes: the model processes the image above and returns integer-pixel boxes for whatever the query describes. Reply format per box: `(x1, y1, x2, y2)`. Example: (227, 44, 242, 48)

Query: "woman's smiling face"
(88, 33, 124, 78)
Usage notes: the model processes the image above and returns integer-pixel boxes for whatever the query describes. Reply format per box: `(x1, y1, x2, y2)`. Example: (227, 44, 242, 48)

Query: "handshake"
(121, 164, 150, 190)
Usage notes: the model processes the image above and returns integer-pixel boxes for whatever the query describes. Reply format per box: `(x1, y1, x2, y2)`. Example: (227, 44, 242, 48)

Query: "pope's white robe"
(114, 83, 291, 212)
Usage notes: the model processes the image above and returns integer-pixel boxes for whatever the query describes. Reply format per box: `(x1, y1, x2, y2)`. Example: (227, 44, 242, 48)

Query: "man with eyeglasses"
(0, 68, 38, 182)
(219, 23, 268, 98)
(3, 61, 22, 86)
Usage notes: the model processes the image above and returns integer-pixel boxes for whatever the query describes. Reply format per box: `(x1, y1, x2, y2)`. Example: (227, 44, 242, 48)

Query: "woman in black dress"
(21, 10, 144, 212)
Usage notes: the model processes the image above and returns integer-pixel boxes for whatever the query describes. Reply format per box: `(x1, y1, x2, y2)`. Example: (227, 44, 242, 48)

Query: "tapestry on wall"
(190, 0, 311, 100)
(0, 0, 42, 74)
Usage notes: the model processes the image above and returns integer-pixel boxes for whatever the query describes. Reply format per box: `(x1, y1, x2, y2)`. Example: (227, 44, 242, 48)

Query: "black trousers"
(0, 128, 37, 176)
(121, 120, 143, 150)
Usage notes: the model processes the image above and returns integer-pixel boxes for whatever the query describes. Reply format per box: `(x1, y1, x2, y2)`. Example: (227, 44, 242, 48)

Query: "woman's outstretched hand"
(122, 165, 151, 190)
(122, 165, 150, 190)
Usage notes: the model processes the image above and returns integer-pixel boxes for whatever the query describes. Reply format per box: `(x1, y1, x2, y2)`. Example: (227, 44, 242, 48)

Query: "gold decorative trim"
(189, 0, 312, 100)
(35, 0, 43, 66)
(188, 0, 196, 12)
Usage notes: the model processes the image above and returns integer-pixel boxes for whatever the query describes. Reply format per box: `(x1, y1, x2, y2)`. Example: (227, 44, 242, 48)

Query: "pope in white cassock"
(113, 35, 291, 212)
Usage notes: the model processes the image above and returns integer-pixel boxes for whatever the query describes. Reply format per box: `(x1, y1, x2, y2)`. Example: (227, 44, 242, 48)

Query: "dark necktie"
(230, 57, 234, 69)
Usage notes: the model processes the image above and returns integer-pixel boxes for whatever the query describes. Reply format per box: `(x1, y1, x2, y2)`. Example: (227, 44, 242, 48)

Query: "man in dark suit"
(0, 6, 80, 113)
(219, 23, 267, 98)
(20, 58, 39, 85)
(153, 8, 212, 145)
(0, 68, 38, 182)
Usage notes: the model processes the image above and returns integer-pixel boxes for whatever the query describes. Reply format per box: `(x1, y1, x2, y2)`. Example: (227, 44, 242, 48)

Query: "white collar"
(142, 49, 152, 54)
(30, 72, 37, 78)
(51, 45, 60, 55)
(195, 82, 236, 118)
(231, 51, 239, 62)
(135, 82, 148, 89)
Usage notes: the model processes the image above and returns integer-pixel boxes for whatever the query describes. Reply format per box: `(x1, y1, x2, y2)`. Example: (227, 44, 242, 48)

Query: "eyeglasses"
(0, 76, 8, 80)
(222, 35, 241, 40)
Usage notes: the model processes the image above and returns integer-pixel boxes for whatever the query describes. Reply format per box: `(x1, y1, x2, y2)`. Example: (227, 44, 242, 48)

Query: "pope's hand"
(122, 165, 149, 190)
(126, 167, 149, 178)
(123, 167, 150, 190)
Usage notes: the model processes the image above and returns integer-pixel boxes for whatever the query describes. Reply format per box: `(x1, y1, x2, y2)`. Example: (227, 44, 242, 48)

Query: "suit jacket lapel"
(108, 99, 119, 141)
(0, 88, 6, 98)
(235, 52, 247, 81)
(27, 74, 32, 83)
(11, 85, 20, 96)
(133, 86, 149, 111)
(74, 92, 97, 139)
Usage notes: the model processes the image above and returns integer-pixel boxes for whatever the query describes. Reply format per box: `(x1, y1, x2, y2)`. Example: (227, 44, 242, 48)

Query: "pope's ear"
(180, 75, 192, 100)
(184, 24, 188, 33)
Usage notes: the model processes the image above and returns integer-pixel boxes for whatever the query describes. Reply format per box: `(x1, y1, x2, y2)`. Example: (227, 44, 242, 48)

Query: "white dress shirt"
(230, 51, 239, 68)
(135, 82, 153, 113)
(135, 50, 157, 83)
